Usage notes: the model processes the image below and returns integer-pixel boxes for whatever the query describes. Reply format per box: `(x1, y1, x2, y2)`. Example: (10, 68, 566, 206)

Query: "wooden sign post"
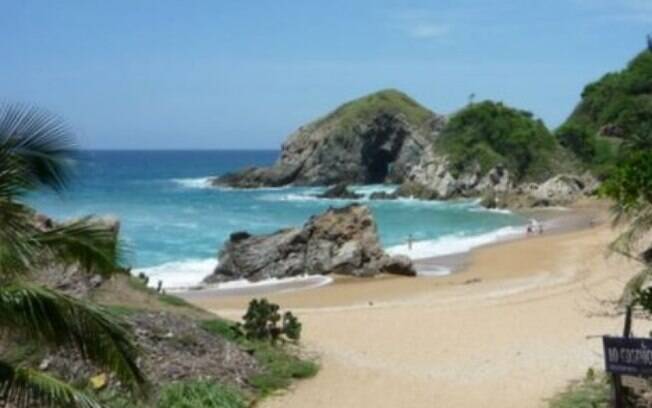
(602, 306, 647, 407)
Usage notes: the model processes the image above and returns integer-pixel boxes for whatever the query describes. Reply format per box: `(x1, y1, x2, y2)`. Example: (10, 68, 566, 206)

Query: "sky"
(1, 1, 651, 149)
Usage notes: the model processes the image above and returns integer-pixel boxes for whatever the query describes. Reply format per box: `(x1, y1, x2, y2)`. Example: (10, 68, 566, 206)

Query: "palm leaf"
(33, 217, 124, 277)
(0, 104, 75, 193)
(0, 200, 40, 277)
(0, 283, 146, 393)
(0, 360, 100, 408)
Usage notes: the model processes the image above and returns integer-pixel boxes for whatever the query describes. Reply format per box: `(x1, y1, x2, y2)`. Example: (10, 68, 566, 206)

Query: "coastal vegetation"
(436, 101, 571, 182)
(548, 370, 610, 408)
(0, 104, 145, 407)
(0, 105, 317, 407)
(556, 50, 652, 177)
(314, 88, 435, 131)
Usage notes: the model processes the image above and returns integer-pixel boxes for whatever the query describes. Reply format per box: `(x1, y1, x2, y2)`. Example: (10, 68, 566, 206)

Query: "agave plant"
(0, 105, 146, 407)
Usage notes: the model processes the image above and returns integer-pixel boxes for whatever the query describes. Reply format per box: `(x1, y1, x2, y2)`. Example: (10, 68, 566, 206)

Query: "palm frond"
(0, 104, 75, 193)
(0, 282, 146, 393)
(0, 360, 100, 408)
(0, 200, 40, 277)
(33, 217, 124, 277)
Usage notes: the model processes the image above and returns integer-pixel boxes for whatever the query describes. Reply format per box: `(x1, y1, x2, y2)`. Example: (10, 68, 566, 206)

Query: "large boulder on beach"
(204, 204, 415, 283)
(212, 90, 445, 188)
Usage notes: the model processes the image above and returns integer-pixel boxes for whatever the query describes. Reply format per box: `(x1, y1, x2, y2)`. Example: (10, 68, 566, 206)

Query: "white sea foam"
(171, 177, 215, 189)
(134, 258, 333, 293)
(386, 225, 524, 260)
(133, 258, 217, 290)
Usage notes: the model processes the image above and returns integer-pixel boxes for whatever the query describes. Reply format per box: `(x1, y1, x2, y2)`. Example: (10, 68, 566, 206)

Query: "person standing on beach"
(408, 234, 413, 250)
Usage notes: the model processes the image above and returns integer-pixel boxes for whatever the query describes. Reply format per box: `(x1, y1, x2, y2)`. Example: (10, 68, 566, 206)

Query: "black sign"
(604, 336, 652, 375)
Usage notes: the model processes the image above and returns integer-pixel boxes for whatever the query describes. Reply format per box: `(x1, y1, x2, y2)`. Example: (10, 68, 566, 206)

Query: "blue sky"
(1, 1, 650, 149)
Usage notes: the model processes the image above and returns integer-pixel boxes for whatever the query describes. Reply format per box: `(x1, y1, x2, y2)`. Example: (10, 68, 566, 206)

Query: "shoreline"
(180, 200, 604, 300)
(186, 200, 648, 407)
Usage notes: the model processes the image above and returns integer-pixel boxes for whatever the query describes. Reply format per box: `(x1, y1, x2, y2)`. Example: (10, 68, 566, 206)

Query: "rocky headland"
(213, 89, 446, 188)
(203, 204, 415, 283)
(213, 90, 599, 209)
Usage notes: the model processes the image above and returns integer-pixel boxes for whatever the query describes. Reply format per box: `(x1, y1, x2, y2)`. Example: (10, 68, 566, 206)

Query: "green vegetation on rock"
(557, 50, 652, 175)
(436, 101, 567, 181)
(315, 89, 434, 131)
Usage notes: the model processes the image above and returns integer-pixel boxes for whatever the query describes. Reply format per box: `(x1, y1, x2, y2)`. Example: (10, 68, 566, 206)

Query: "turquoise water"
(29, 150, 525, 288)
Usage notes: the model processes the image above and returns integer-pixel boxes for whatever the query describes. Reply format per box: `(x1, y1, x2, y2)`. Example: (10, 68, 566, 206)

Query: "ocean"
(28, 150, 525, 289)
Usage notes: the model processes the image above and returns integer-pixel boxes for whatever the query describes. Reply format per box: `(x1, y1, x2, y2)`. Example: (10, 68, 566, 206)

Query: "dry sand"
(188, 204, 651, 407)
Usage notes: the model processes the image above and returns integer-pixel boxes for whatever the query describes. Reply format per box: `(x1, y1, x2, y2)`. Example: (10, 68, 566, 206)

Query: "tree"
(601, 137, 652, 308)
(0, 105, 146, 407)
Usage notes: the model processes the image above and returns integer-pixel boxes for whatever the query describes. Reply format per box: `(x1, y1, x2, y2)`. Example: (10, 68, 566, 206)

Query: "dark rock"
(204, 204, 415, 283)
(317, 183, 363, 199)
(642, 246, 652, 265)
(230, 231, 252, 242)
(380, 255, 416, 277)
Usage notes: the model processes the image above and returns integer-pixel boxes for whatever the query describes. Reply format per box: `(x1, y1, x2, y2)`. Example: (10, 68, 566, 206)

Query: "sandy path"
(193, 222, 649, 407)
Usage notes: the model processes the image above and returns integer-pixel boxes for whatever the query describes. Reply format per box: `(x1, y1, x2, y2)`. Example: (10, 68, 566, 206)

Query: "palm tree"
(0, 105, 146, 407)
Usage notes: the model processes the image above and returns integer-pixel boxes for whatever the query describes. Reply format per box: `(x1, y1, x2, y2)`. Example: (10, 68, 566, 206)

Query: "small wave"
(260, 193, 320, 202)
(470, 207, 513, 215)
(133, 258, 217, 290)
(209, 274, 333, 294)
(171, 177, 215, 189)
(386, 225, 524, 260)
(350, 184, 398, 197)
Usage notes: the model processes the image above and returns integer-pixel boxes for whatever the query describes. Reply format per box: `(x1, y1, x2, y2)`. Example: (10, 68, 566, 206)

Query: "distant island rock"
(213, 89, 445, 188)
(203, 204, 415, 283)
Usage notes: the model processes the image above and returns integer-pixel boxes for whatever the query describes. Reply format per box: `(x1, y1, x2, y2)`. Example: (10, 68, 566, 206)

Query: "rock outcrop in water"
(213, 89, 445, 188)
(316, 183, 363, 199)
(203, 204, 415, 283)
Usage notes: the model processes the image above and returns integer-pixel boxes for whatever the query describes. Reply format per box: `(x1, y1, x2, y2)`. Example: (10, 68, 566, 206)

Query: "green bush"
(248, 342, 319, 396)
(558, 50, 652, 171)
(437, 101, 563, 181)
(157, 381, 247, 408)
(548, 370, 610, 408)
(235, 298, 302, 344)
(201, 312, 318, 398)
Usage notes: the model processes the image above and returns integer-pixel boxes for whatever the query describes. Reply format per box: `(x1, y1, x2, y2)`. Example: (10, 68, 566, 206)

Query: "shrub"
(235, 298, 302, 344)
(558, 50, 652, 171)
(547, 370, 610, 408)
(437, 101, 562, 181)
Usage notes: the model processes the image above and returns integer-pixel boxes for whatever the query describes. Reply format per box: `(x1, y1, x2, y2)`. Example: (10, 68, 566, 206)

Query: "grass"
(548, 370, 610, 408)
(314, 88, 434, 131)
(201, 318, 319, 396)
(158, 380, 248, 408)
(247, 341, 319, 395)
(126, 274, 199, 310)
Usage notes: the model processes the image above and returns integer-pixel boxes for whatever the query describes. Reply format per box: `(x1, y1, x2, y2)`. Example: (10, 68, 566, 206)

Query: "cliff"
(214, 89, 445, 187)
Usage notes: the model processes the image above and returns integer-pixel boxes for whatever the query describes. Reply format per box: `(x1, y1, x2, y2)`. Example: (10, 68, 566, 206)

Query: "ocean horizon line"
(78, 147, 281, 153)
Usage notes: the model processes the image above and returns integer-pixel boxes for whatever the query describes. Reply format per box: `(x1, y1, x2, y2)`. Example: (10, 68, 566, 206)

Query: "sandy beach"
(186, 203, 651, 407)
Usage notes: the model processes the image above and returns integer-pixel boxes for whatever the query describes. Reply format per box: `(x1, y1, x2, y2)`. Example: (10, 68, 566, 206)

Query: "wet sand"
(186, 201, 648, 407)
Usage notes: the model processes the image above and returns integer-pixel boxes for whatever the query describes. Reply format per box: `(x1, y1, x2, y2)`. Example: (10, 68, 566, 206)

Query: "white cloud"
(408, 22, 451, 38)
(393, 10, 451, 39)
